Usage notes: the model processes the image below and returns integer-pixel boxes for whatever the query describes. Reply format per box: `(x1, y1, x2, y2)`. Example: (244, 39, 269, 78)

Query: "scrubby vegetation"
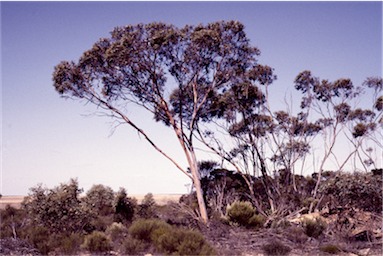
(0, 170, 381, 255)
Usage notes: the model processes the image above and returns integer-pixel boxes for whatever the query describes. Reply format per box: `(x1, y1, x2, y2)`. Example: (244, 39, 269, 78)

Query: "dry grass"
(0, 194, 182, 209)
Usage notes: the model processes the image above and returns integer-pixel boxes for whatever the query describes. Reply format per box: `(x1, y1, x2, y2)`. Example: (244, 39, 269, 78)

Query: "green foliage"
(82, 184, 115, 216)
(319, 172, 382, 213)
(286, 226, 308, 244)
(22, 179, 90, 233)
(23, 225, 53, 255)
(175, 229, 216, 255)
(319, 244, 341, 254)
(248, 214, 266, 228)
(0, 205, 27, 239)
(153, 227, 216, 255)
(123, 237, 147, 255)
(138, 193, 157, 219)
(128, 219, 215, 255)
(262, 240, 291, 256)
(226, 201, 255, 226)
(114, 188, 137, 223)
(302, 217, 326, 238)
(105, 222, 128, 242)
(82, 231, 112, 253)
(128, 219, 171, 242)
(49, 232, 84, 255)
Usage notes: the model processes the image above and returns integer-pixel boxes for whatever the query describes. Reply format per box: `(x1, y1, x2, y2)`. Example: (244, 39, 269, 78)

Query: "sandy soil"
(0, 194, 182, 210)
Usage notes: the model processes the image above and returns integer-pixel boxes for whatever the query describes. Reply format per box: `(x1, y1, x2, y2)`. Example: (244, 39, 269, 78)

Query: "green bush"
(303, 217, 326, 238)
(176, 229, 216, 255)
(23, 225, 53, 255)
(128, 219, 171, 242)
(114, 188, 137, 223)
(138, 193, 157, 219)
(226, 201, 255, 226)
(123, 236, 147, 255)
(106, 222, 128, 242)
(286, 226, 308, 244)
(153, 227, 216, 255)
(83, 184, 115, 216)
(0, 205, 27, 239)
(82, 231, 112, 253)
(248, 214, 266, 228)
(154, 229, 181, 254)
(262, 240, 291, 256)
(128, 219, 216, 255)
(49, 232, 84, 254)
(22, 179, 91, 233)
(319, 244, 341, 254)
(319, 172, 382, 213)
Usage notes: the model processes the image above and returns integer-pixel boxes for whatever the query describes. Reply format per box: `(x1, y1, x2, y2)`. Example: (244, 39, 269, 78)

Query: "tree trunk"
(189, 150, 209, 224)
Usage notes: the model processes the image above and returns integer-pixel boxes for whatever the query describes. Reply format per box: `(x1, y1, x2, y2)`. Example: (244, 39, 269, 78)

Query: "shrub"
(22, 179, 90, 233)
(83, 184, 115, 216)
(153, 227, 216, 255)
(176, 229, 216, 255)
(286, 226, 308, 244)
(303, 217, 326, 238)
(106, 222, 128, 242)
(154, 228, 181, 254)
(23, 225, 53, 255)
(114, 188, 137, 223)
(0, 205, 27, 239)
(319, 172, 382, 213)
(262, 240, 291, 256)
(226, 201, 255, 226)
(128, 219, 216, 255)
(49, 232, 84, 254)
(248, 214, 266, 228)
(138, 193, 157, 219)
(319, 244, 341, 254)
(128, 219, 171, 242)
(123, 237, 147, 255)
(82, 231, 112, 253)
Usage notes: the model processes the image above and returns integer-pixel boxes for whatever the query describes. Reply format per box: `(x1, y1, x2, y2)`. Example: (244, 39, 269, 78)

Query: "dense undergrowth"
(0, 169, 382, 255)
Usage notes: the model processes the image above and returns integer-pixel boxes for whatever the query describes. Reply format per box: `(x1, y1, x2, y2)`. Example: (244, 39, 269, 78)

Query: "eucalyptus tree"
(294, 71, 382, 209)
(52, 21, 272, 223)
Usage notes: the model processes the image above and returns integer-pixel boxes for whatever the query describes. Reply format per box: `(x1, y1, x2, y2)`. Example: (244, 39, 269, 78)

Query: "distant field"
(0, 194, 183, 210)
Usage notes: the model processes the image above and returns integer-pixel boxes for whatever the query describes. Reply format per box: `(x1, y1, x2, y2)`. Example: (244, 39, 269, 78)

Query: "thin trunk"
(188, 149, 209, 224)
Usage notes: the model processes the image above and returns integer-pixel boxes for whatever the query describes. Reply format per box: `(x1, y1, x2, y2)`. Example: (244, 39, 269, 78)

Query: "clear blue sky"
(1, 2, 382, 196)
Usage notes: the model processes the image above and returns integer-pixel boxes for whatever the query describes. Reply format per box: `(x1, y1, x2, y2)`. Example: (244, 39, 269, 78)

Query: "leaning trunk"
(189, 149, 209, 224)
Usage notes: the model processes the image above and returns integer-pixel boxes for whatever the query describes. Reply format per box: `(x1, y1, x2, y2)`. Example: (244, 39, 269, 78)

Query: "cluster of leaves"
(319, 172, 382, 213)
(129, 218, 216, 255)
(0, 180, 159, 254)
(226, 201, 265, 228)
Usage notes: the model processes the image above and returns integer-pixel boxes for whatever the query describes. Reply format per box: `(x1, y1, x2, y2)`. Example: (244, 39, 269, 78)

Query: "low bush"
(285, 226, 308, 244)
(319, 172, 382, 213)
(105, 222, 128, 242)
(128, 219, 215, 255)
(248, 214, 266, 228)
(82, 231, 112, 253)
(226, 201, 255, 226)
(319, 244, 341, 254)
(123, 237, 147, 255)
(262, 240, 291, 255)
(128, 219, 171, 242)
(49, 232, 83, 255)
(23, 225, 53, 255)
(302, 217, 327, 238)
(175, 229, 216, 255)
(137, 193, 157, 219)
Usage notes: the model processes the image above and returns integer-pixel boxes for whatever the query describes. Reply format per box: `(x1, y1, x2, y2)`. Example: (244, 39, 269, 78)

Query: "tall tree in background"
(52, 21, 273, 223)
(294, 72, 382, 206)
